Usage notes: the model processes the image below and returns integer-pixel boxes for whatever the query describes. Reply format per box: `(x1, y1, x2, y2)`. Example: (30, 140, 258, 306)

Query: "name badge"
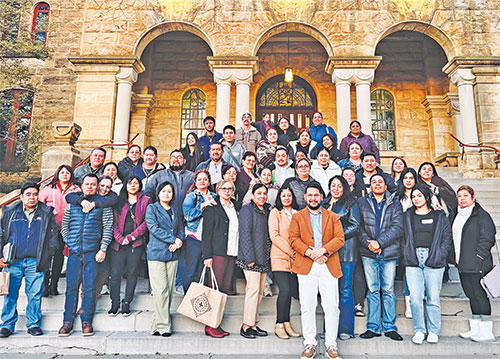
(422, 218, 434, 225)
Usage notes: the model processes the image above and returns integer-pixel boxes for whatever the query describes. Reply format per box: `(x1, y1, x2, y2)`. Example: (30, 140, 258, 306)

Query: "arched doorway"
(256, 75, 317, 129)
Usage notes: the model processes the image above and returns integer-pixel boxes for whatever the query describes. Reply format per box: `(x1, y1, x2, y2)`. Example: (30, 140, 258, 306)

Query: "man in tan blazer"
(289, 182, 345, 359)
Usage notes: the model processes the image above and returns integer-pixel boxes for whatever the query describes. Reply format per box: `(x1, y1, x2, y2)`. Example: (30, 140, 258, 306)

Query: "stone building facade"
(2, 0, 500, 188)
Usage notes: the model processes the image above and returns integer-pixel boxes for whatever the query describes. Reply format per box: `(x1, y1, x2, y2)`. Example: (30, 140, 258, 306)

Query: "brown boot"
(81, 322, 94, 336)
(274, 323, 289, 339)
(58, 323, 73, 337)
(284, 321, 300, 337)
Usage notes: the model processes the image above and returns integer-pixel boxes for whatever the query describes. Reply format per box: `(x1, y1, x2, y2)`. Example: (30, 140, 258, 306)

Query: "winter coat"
(289, 140, 318, 160)
(183, 189, 216, 233)
(237, 201, 271, 268)
(131, 163, 167, 189)
(276, 124, 298, 147)
(355, 167, 398, 195)
(236, 127, 262, 154)
(39, 183, 81, 227)
(271, 160, 295, 186)
(0, 201, 58, 272)
(322, 197, 361, 263)
(221, 139, 246, 171)
(310, 160, 342, 195)
(281, 176, 322, 210)
(118, 156, 143, 182)
(450, 203, 497, 274)
(339, 132, 380, 163)
(145, 202, 185, 262)
(74, 163, 104, 185)
(268, 208, 295, 271)
(401, 208, 452, 268)
(309, 123, 337, 147)
(358, 191, 403, 261)
(110, 192, 152, 251)
(180, 144, 205, 173)
(199, 131, 223, 160)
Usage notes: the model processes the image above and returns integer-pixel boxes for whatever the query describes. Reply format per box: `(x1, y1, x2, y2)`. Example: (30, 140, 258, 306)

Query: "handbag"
(480, 242, 500, 299)
(177, 266, 227, 328)
(0, 268, 9, 296)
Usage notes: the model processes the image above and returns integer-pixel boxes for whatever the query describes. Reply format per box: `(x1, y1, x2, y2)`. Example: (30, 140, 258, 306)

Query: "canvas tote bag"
(177, 266, 227, 328)
(480, 242, 500, 299)
(0, 269, 9, 296)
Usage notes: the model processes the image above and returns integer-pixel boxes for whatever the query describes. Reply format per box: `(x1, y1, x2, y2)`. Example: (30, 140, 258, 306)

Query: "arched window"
(180, 89, 206, 146)
(370, 89, 396, 150)
(32, 3, 50, 44)
(0, 89, 34, 166)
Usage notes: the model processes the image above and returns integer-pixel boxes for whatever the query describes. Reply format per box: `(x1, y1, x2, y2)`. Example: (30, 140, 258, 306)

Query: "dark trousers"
(353, 257, 367, 307)
(339, 262, 355, 336)
(109, 245, 144, 305)
(182, 236, 204, 293)
(459, 272, 491, 316)
(44, 232, 64, 292)
(64, 251, 98, 324)
(273, 271, 299, 323)
(211, 256, 235, 294)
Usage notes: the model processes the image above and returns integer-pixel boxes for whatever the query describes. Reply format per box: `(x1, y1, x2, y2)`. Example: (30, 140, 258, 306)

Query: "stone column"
(234, 69, 253, 129)
(421, 95, 455, 160)
(214, 68, 232, 132)
(449, 68, 480, 147)
(444, 93, 462, 150)
(130, 93, 155, 149)
(113, 67, 138, 145)
(332, 69, 353, 140)
(354, 69, 375, 137)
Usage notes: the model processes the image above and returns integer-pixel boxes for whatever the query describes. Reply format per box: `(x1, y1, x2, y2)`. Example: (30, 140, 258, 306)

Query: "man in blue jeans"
(58, 173, 113, 337)
(0, 182, 59, 338)
(357, 174, 404, 341)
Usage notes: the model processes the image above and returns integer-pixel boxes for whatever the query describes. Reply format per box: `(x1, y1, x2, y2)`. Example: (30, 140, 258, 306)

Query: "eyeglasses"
(297, 165, 310, 169)
(220, 187, 234, 192)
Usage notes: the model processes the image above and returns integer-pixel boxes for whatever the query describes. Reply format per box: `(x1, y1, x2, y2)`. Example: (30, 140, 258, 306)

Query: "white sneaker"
(412, 331, 425, 344)
(263, 283, 273, 297)
(427, 332, 439, 344)
(175, 286, 184, 295)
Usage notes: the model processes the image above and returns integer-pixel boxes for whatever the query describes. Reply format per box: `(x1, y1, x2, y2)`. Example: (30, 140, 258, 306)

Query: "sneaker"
(58, 323, 73, 337)
(354, 303, 365, 317)
(81, 322, 94, 336)
(108, 304, 119, 316)
(175, 286, 184, 296)
(412, 331, 425, 344)
(339, 333, 352, 340)
(121, 301, 131, 316)
(300, 344, 316, 359)
(263, 283, 273, 297)
(325, 346, 342, 359)
(427, 332, 439, 344)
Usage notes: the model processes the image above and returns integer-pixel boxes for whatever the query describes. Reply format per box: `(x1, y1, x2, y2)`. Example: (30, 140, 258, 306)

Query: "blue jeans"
(1, 258, 45, 332)
(182, 236, 203, 293)
(406, 248, 445, 335)
(362, 256, 397, 334)
(338, 262, 355, 337)
(63, 252, 98, 324)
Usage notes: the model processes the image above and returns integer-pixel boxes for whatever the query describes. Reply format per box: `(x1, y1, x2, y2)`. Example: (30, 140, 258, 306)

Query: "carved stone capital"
(353, 69, 375, 86)
(233, 68, 253, 85)
(332, 69, 354, 85)
(52, 121, 82, 147)
(117, 67, 138, 85)
(450, 68, 475, 87)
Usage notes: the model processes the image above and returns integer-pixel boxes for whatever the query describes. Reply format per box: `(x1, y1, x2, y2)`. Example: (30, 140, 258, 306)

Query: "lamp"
(284, 25, 293, 83)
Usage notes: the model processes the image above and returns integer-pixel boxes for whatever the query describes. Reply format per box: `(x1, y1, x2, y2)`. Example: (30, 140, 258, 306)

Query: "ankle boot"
(274, 323, 289, 339)
(471, 321, 495, 342)
(460, 318, 480, 339)
(284, 321, 300, 337)
(404, 296, 412, 319)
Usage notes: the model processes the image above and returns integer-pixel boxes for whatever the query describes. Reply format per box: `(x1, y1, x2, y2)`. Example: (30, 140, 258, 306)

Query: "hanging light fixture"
(284, 25, 293, 83)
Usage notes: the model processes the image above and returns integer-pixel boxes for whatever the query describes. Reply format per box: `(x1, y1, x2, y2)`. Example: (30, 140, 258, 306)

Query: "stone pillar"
(214, 69, 232, 132)
(421, 95, 455, 160)
(332, 69, 353, 140)
(130, 93, 155, 149)
(354, 69, 375, 137)
(234, 69, 253, 129)
(113, 67, 138, 145)
(444, 93, 462, 151)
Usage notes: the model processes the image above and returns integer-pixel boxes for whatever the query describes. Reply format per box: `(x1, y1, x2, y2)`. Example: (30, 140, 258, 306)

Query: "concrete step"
(0, 332, 497, 356)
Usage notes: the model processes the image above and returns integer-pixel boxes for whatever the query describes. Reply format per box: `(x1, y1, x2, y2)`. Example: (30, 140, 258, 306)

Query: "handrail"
(450, 133, 500, 160)
(0, 133, 140, 208)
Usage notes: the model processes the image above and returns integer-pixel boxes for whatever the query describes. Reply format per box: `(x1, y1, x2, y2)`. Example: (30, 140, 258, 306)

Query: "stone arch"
(374, 21, 456, 60)
(133, 21, 214, 58)
(252, 21, 335, 57)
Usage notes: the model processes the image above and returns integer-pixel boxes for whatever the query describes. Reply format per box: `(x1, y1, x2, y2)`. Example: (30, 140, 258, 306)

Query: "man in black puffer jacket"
(358, 174, 403, 342)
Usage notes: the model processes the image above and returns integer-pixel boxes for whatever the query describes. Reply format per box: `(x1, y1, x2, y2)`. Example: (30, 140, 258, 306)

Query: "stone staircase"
(0, 167, 499, 357)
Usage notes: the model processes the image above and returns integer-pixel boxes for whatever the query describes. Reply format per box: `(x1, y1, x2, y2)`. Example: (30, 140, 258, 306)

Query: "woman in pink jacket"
(38, 164, 81, 296)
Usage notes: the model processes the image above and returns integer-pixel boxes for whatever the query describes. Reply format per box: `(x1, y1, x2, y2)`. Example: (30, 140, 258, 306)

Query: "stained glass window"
(32, 3, 50, 44)
(0, 89, 34, 165)
(258, 79, 314, 107)
(370, 89, 396, 151)
(180, 88, 206, 146)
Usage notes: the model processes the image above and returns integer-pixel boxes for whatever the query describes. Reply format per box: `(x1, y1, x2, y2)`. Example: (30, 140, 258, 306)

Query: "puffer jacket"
(61, 194, 114, 255)
(358, 191, 403, 261)
(118, 156, 143, 182)
(309, 123, 337, 147)
(322, 197, 361, 263)
(183, 189, 216, 233)
(145, 202, 185, 262)
(401, 208, 452, 268)
(237, 201, 271, 268)
(310, 160, 341, 195)
(281, 176, 322, 210)
(0, 201, 59, 272)
(449, 203, 497, 274)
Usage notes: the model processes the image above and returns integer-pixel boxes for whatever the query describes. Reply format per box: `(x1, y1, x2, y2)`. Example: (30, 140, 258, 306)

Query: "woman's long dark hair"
(327, 175, 354, 207)
(397, 167, 418, 199)
(274, 184, 299, 211)
(49, 164, 75, 188)
(417, 161, 438, 181)
(391, 157, 407, 178)
(118, 175, 143, 208)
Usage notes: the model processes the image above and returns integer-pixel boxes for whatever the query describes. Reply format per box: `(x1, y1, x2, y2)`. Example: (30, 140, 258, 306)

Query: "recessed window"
(180, 89, 206, 146)
(32, 3, 50, 44)
(370, 89, 396, 151)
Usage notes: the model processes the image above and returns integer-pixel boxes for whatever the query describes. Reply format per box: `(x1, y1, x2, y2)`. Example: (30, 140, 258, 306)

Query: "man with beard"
(199, 116, 223, 160)
(196, 142, 228, 191)
(355, 152, 397, 196)
(131, 146, 166, 188)
(289, 182, 345, 359)
(358, 174, 403, 342)
(236, 113, 261, 153)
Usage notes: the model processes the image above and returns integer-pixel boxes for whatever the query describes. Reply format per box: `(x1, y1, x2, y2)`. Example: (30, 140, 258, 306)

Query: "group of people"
(0, 112, 497, 359)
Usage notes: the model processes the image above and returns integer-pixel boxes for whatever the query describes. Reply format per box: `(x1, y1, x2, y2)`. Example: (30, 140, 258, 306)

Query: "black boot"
(108, 302, 119, 316)
(121, 300, 131, 316)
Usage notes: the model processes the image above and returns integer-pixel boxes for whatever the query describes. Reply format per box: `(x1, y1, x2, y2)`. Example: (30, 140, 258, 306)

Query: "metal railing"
(450, 133, 500, 161)
(0, 134, 140, 208)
